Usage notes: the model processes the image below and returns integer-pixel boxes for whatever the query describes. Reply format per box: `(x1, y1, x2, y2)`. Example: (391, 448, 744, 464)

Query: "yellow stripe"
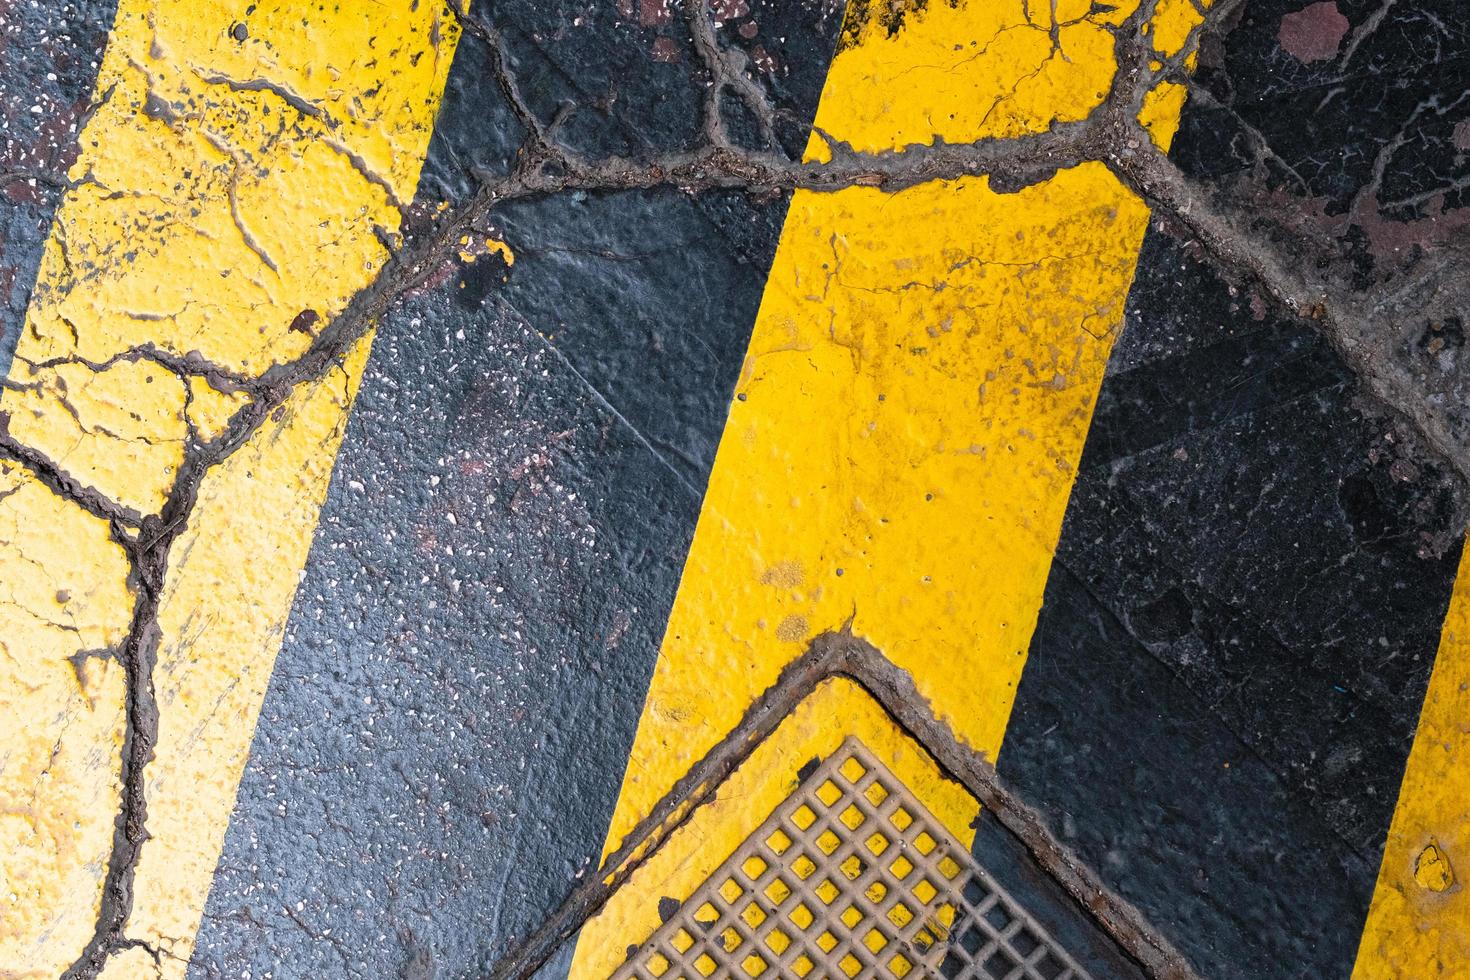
(1352, 544, 1470, 978)
(0, 3, 459, 975)
(585, 678, 982, 978)
(575, 0, 1201, 971)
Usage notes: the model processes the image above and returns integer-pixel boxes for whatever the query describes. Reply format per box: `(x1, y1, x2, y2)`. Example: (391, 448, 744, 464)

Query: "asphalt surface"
(190, 4, 842, 976)
(1, 0, 1467, 977)
(0, 0, 118, 376)
(191, 2, 1470, 977)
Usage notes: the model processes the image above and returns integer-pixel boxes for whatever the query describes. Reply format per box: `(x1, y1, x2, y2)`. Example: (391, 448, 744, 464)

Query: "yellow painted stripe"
(1352, 544, 1470, 978)
(574, 0, 1201, 971)
(0, 2, 459, 976)
(585, 678, 982, 978)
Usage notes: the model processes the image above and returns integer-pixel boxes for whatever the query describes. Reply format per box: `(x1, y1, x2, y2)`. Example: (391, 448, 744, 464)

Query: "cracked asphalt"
(2, 0, 1469, 978)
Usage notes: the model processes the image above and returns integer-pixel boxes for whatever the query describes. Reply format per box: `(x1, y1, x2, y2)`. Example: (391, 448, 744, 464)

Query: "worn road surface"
(1, 0, 1468, 978)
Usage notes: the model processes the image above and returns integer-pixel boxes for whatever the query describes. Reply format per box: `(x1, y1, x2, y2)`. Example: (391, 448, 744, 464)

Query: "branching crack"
(13, 1, 1466, 975)
(14, 343, 260, 396)
(685, 0, 778, 150)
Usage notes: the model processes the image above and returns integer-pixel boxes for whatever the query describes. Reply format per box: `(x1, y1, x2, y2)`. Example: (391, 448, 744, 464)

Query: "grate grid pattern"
(611, 737, 1093, 980)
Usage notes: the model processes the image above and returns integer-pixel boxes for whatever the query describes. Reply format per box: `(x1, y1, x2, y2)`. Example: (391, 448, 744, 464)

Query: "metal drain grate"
(611, 737, 1093, 980)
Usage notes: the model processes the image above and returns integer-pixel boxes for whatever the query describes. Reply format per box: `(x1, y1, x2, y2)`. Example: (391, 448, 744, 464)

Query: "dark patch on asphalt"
(1276, 1, 1350, 64)
(998, 230, 1467, 977)
(1178, 0, 1470, 254)
(0, 0, 118, 377)
(188, 3, 840, 976)
(995, 13, 1469, 978)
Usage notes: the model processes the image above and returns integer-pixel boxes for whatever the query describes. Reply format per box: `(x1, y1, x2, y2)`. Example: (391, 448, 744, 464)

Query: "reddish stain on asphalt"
(1278, 2, 1350, 63)
(1453, 119, 1470, 151)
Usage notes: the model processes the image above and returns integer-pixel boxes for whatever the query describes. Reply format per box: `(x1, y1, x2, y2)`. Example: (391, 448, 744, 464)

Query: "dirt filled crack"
(6, 0, 1465, 974)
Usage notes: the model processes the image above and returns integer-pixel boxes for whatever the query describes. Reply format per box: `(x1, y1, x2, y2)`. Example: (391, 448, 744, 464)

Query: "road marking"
(579, 678, 980, 978)
(1353, 544, 1470, 978)
(577, 0, 1201, 970)
(0, 2, 459, 974)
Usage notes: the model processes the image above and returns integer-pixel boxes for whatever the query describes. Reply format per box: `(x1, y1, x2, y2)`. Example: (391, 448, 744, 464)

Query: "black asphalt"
(189, 3, 840, 976)
(0, 0, 118, 376)
(3, 0, 1466, 978)
(196, 1, 1470, 977)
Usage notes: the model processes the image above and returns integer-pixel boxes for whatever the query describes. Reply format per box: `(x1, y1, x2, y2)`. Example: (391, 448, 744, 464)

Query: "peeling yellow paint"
(576, 0, 1201, 969)
(1138, 0, 1205, 148)
(458, 234, 516, 267)
(821, 0, 1125, 151)
(0, 1, 459, 975)
(1148, 0, 1206, 57)
(1415, 844, 1455, 894)
(0, 465, 132, 978)
(1353, 544, 1470, 979)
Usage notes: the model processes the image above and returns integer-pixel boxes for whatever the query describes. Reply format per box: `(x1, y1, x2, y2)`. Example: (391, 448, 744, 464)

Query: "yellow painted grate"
(611, 737, 1092, 980)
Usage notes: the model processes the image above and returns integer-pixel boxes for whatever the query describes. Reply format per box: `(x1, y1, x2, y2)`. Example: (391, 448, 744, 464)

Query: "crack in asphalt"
(487, 631, 1205, 980)
(0, 0, 1461, 973)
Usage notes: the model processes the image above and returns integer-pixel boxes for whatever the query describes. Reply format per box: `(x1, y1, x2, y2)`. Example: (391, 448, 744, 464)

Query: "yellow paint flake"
(1415, 844, 1455, 894)
(1140, 0, 1210, 148)
(457, 234, 516, 266)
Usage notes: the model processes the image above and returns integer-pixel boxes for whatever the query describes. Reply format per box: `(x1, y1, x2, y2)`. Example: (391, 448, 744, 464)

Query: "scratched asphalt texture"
(2, 1, 1467, 978)
(192, 4, 843, 977)
(0, 0, 120, 376)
